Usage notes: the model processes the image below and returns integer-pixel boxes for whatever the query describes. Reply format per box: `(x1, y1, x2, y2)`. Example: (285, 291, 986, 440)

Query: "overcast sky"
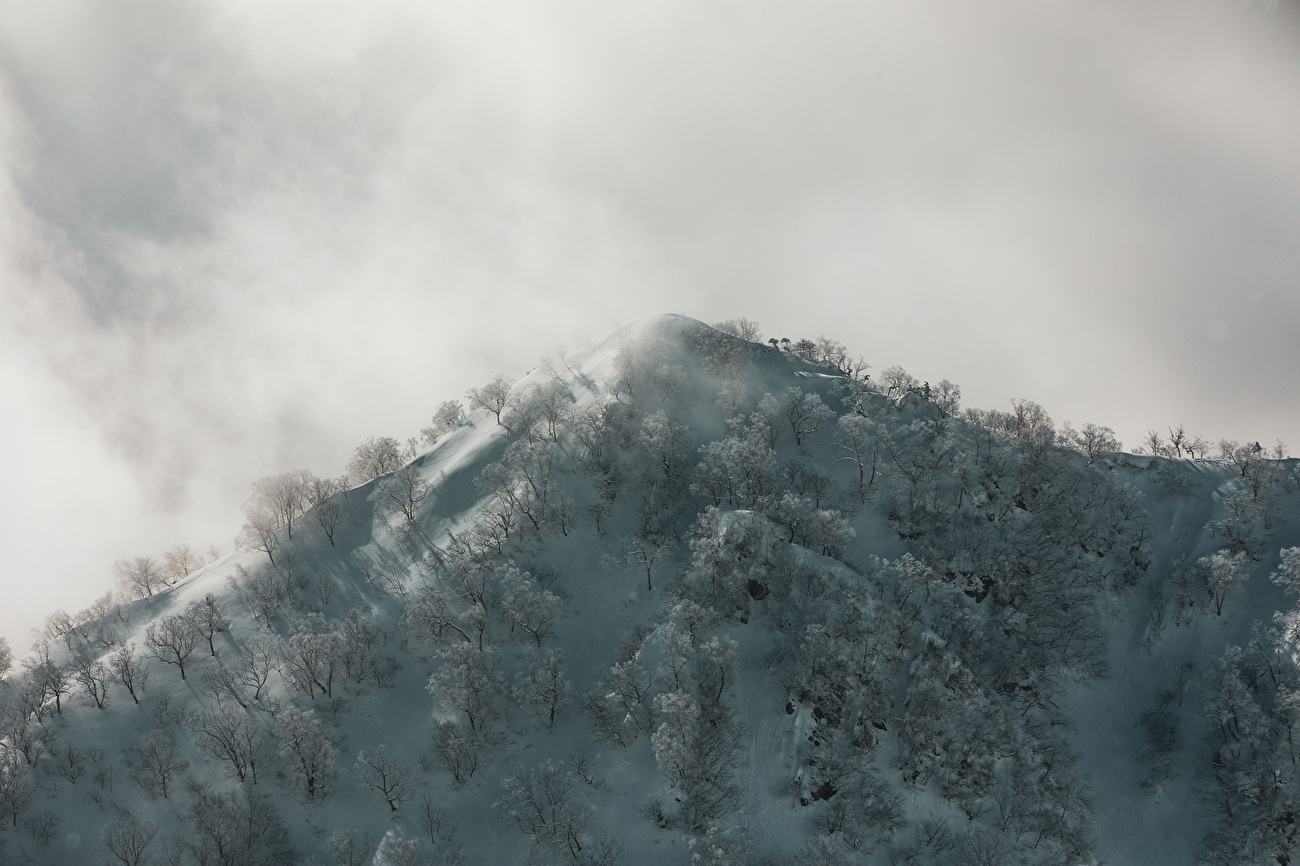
(2, 0, 1298, 648)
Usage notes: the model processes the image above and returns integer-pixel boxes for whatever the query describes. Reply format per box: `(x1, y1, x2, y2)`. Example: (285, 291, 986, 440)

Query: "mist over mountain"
(1, 314, 1298, 866)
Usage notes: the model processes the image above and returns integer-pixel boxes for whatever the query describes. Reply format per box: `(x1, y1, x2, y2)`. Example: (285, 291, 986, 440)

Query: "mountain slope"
(1, 313, 1297, 866)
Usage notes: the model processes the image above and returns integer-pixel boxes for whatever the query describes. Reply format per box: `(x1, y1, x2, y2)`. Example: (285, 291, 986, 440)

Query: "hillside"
(2, 313, 1298, 866)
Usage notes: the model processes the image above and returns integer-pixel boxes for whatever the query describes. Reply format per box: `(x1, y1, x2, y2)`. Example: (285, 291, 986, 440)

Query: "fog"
(2, 0, 1298, 647)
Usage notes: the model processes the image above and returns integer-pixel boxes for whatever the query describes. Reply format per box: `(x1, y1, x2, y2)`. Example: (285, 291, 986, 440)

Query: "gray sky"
(2, 0, 1299, 648)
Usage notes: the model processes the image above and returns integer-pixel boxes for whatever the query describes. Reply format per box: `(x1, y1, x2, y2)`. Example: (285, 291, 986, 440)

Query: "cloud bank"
(1, 0, 1298, 643)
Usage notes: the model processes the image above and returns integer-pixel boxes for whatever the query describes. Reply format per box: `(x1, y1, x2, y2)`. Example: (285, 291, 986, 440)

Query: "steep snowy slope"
(1, 313, 1297, 866)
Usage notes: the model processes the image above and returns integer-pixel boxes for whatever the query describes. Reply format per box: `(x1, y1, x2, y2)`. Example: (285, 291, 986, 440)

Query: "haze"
(2, 0, 1298, 647)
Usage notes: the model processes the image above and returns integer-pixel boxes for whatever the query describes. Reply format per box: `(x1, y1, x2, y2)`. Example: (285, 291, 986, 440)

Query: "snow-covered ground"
(1, 313, 1295, 866)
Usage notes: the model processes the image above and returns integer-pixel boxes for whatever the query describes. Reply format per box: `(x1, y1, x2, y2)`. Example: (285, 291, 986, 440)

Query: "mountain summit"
(1, 314, 1297, 866)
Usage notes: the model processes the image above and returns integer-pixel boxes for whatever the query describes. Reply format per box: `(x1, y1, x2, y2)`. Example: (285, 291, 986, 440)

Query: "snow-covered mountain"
(1, 313, 1297, 866)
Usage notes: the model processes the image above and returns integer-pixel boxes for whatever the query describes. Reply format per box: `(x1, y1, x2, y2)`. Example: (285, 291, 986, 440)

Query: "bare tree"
(466, 375, 516, 425)
(496, 759, 592, 861)
(605, 532, 674, 592)
(244, 471, 310, 539)
(0, 636, 11, 679)
(145, 615, 202, 680)
(516, 648, 573, 727)
(427, 643, 505, 735)
(275, 706, 337, 801)
(25, 653, 72, 715)
(712, 318, 762, 342)
(100, 813, 159, 866)
(1201, 550, 1248, 616)
(0, 763, 34, 827)
(346, 436, 406, 486)
(237, 510, 281, 564)
(835, 414, 881, 498)
(880, 365, 918, 397)
(235, 633, 281, 703)
(354, 746, 418, 812)
(328, 829, 379, 866)
(304, 474, 345, 546)
(163, 544, 202, 584)
(1167, 424, 1187, 459)
(421, 400, 467, 445)
(186, 593, 225, 657)
(114, 556, 165, 599)
(127, 730, 188, 799)
(375, 465, 435, 525)
(1062, 422, 1121, 463)
(109, 642, 150, 704)
(190, 706, 265, 784)
(71, 651, 111, 709)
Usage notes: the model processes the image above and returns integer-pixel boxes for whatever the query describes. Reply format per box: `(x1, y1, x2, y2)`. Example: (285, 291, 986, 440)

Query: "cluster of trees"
(1194, 548, 1300, 864)
(113, 542, 221, 600)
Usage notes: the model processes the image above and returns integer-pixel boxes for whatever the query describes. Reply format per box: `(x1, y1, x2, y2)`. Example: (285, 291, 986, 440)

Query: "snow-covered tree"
(114, 555, 165, 599)
(346, 436, 405, 486)
(276, 706, 336, 801)
(466, 375, 516, 425)
(162, 543, 202, 584)
(515, 648, 573, 727)
(1200, 550, 1249, 616)
(496, 759, 592, 861)
(427, 643, 504, 734)
(421, 399, 467, 444)
(1061, 422, 1121, 463)
(711, 318, 762, 342)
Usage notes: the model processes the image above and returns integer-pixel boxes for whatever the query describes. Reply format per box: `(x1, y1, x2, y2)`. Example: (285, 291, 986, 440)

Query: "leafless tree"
(275, 706, 336, 801)
(346, 436, 406, 486)
(114, 556, 165, 599)
(186, 593, 225, 657)
(162, 544, 202, 585)
(71, 651, 111, 709)
(1062, 422, 1121, 463)
(496, 759, 592, 861)
(100, 813, 159, 866)
(711, 318, 762, 342)
(605, 532, 674, 592)
(127, 730, 188, 799)
(304, 474, 345, 546)
(109, 642, 150, 704)
(1167, 424, 1187, 459)
(516, 648, 573, 726)
(201, 663, 249, 709)
(421, 399, 468, 445)
(376, 465, 436, 525)
(237, 510, 281, 564)
(235, 633, 281, 703)
(145, 615, 202, 680)
(328, 829, 379, 866)
(190, 706, 265, 783)
(354, 746, 418, 812)
(880, 365, 918, 397)
(466, 375, 516, 425)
